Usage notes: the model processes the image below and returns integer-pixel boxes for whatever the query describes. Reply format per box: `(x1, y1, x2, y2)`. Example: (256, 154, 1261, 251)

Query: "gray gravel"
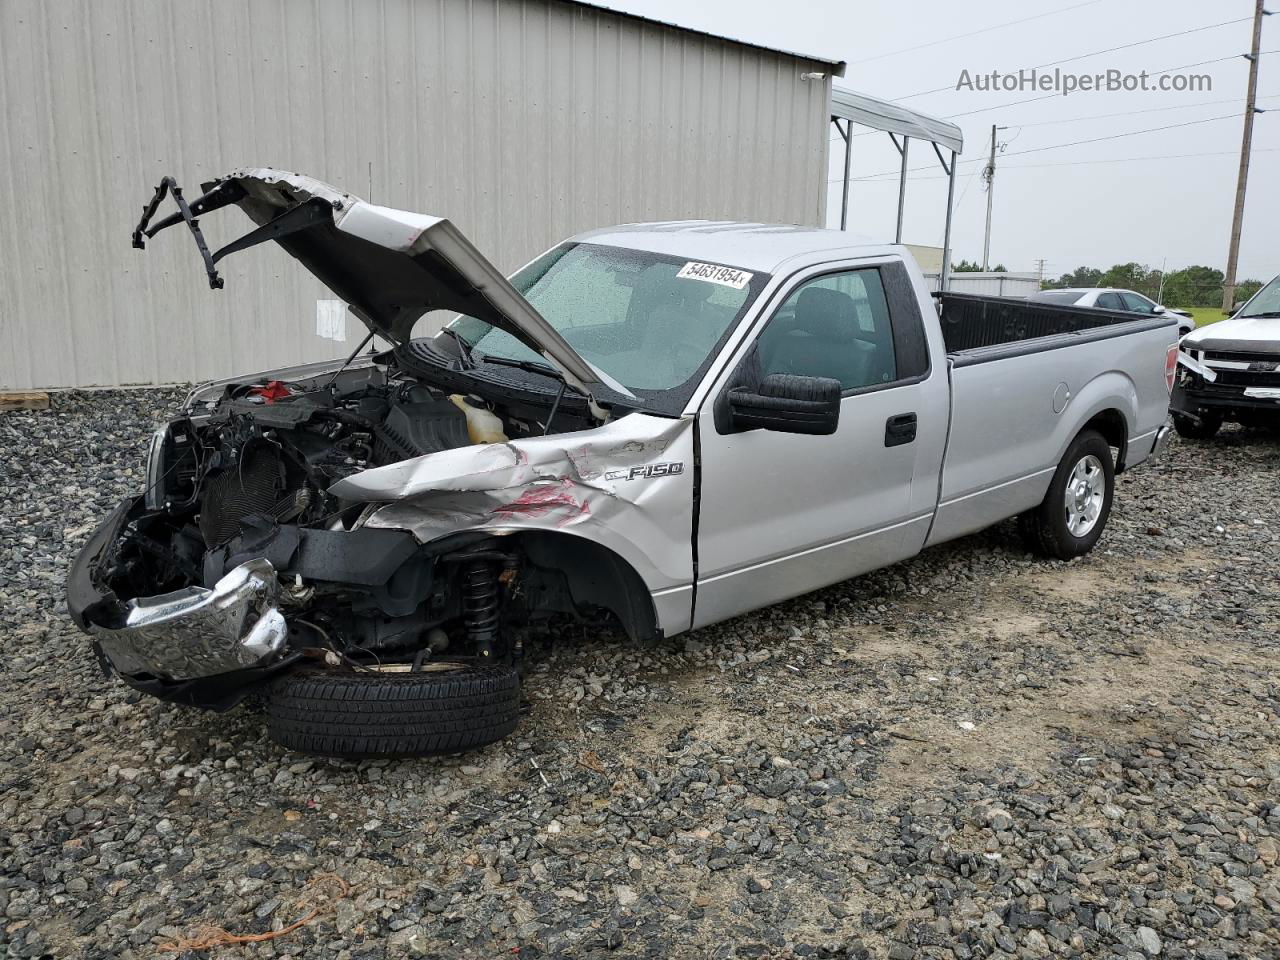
(2, 389, 1279, 959)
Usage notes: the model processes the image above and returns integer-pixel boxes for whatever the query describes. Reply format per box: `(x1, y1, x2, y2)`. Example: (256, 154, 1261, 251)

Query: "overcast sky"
(609, 0, 1277, 282)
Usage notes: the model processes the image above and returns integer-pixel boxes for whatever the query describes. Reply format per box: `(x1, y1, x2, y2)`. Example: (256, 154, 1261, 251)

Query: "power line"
(828, 51, 1280, 144)
(827, 89, 1248, 142)
(1040, 16, 1252, 70)
(892, 15, 1254, 102)
(831, 147, 1280, 185)
(935, 49, 1280, 122)
(1001, 111, 1257, 159)
(829, 111, 1262, 183)
(979, 92, 1279, 128)
(851, 0, 1107, 66)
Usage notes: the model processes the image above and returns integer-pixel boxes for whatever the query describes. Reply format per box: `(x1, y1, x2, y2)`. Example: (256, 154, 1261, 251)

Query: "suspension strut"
(462, 560, 500, 660)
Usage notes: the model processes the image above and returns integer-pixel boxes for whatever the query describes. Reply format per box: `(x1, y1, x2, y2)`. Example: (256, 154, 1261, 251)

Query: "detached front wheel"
(267, 663, 521, 758)
(1020, 429, 1114, 560)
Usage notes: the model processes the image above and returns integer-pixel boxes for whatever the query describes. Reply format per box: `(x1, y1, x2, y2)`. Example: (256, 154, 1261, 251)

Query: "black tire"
(1019, 429, 1114, 561)
(266, 664, 521, 758)
(1172, 412, 1221, 440)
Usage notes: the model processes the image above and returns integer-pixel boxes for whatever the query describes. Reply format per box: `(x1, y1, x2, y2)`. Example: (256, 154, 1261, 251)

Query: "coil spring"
(462, 561, 499, 658)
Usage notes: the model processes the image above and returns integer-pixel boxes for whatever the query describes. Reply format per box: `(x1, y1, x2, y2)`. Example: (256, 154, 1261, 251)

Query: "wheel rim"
(1064, 454, 1105, 537)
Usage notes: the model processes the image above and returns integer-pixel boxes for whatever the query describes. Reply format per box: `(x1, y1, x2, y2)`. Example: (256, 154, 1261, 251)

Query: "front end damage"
(68, 363, 692, 711)
(67, 169, 695, 734)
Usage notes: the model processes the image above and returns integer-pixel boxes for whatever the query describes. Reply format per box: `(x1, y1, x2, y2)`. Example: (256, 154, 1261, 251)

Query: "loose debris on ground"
(1, 390, 1278, 959)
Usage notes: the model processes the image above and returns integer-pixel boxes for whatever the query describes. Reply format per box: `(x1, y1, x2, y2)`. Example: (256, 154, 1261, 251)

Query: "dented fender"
(330, 414, 697, 629)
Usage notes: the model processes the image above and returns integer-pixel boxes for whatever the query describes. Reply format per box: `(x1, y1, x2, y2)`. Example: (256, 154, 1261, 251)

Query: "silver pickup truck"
(68, 169, 1178, 757)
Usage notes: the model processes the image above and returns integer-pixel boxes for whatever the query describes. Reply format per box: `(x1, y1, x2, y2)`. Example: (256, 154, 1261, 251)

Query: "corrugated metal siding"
(0, 0, 832, 390)
(924, 273, 1042, 297)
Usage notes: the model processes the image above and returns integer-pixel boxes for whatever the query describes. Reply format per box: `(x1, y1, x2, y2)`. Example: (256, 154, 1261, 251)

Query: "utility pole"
(1222, 0, 1270, 314)
(982, 125, 1008, 272)
(982, 125, 997, 271)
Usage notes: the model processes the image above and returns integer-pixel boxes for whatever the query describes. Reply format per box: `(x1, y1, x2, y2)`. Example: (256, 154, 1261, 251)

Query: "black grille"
(198, 441, 286, 546)
(1211, 369, 1280, 388)
(1202, 350, 1280, 364)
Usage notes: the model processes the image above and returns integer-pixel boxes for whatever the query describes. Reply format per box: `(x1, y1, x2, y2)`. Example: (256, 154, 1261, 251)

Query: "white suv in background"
(1031, 288, 1195, 337)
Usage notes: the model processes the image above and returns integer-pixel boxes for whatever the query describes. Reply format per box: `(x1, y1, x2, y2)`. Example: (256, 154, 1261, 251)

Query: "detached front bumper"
(66, 496, 304, 709)
(1172, 378, 1280, 420)
(88, 558, 288, 680)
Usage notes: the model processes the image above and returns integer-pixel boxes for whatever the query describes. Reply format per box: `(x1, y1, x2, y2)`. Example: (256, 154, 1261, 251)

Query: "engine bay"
(82, 354, 610, 672)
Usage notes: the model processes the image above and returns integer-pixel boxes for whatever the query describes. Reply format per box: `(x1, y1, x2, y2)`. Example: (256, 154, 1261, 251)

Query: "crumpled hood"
(203, 168, 607, 399)
(1182, 314, 1280, 356)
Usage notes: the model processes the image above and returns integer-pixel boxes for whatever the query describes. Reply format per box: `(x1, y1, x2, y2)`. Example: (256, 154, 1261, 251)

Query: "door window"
(1119, 292, 1157, 314)
(755, 269, 897, 391)
(1095, 292, 1124, 310)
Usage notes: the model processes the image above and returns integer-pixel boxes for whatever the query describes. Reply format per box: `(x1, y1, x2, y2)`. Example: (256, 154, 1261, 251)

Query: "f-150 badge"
(605, 462, 685, 481)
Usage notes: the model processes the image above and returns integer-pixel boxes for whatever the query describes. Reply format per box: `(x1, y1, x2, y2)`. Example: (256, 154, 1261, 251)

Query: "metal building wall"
(0, 0, 833, 390)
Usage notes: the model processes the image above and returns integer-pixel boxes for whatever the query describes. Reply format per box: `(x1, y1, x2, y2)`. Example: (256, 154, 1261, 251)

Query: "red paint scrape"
(490, 482, 590, 525)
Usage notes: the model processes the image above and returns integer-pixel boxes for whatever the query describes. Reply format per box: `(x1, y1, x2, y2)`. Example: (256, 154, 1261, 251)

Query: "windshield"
(1240, 276, 1280, 318)
(448, 243, 769, 414)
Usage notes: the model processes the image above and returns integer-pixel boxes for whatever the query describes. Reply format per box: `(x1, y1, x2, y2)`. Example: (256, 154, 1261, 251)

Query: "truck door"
(692, 260, 948, 629)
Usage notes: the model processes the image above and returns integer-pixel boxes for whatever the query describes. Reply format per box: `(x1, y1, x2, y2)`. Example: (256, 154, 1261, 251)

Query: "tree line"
(950, 261, 1264, 307)
(1041, 263, 1263, 308)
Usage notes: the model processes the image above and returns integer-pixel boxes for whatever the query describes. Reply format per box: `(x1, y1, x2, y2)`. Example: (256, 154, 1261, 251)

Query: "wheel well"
(1083, 408, 1129, 472)
(509, 532, 660, 641)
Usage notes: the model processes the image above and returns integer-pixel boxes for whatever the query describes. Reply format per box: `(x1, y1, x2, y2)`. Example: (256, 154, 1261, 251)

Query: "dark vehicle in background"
(1172, 274, 1280, 439)
(1030, 288, 1195, 338)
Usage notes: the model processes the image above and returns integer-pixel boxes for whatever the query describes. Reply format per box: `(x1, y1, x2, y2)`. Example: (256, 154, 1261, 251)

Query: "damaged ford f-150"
(68, 169, 1179, 757)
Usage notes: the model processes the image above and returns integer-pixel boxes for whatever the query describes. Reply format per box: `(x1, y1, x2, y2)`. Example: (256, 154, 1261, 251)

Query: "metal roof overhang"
(830, 86, 963, 154)
(829, 85, 964, 290)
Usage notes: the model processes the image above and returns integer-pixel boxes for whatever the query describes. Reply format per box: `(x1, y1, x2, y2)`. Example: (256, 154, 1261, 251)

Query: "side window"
(1119, 292, 1156, 314)
(1095, 292, 1124, 310)
(756, 269, 897, 391)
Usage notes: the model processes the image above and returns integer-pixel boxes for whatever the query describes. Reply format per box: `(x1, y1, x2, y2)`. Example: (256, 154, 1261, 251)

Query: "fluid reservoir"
(449, 394, 508, 444)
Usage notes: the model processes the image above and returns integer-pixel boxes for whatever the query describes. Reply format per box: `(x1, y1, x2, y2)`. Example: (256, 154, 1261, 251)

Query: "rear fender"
(1058, 371, 1138, 471)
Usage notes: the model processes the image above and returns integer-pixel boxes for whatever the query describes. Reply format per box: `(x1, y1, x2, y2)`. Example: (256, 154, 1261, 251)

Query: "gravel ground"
(2, 389, 1279, 960)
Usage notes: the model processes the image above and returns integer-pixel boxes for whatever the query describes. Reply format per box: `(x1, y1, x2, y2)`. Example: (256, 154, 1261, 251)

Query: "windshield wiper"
(479, 352, 578, 385)
(436, 328, 476, 369)
(1241, 311, 1280, 319)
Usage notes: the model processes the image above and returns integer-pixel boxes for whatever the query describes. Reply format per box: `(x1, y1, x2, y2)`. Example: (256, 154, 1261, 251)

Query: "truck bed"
(924, 292, 1178, 547)
(935, 292, 1172, 360)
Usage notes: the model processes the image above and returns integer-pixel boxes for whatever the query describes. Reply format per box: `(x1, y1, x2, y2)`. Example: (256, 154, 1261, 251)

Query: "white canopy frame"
(830, 86, 964, 290)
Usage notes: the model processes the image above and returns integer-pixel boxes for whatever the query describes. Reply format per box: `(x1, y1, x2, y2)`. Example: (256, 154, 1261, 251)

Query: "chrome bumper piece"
(91, 559, 288, 681)
(1149, 424, 1174, 463)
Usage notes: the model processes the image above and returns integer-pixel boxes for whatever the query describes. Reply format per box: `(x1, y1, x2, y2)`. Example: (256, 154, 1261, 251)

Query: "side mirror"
(1233, 301, 1244, 313)
(727, 373, 841, 435)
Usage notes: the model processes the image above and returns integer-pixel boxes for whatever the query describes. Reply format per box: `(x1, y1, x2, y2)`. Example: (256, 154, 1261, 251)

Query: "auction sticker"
(677, 261, 753, 290)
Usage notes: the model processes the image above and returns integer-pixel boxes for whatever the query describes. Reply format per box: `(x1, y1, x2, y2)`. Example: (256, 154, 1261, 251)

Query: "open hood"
(132, 168, 607, 410)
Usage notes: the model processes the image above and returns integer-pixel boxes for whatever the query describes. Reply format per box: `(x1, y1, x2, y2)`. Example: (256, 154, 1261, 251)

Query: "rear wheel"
(1173, 412, 1221, 440)
(267, 662, 521, 758)
(1020, 430, 1114, 560)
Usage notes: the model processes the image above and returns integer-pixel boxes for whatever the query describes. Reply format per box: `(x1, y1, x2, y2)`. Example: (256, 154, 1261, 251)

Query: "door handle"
(885, 412, 917, 447)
